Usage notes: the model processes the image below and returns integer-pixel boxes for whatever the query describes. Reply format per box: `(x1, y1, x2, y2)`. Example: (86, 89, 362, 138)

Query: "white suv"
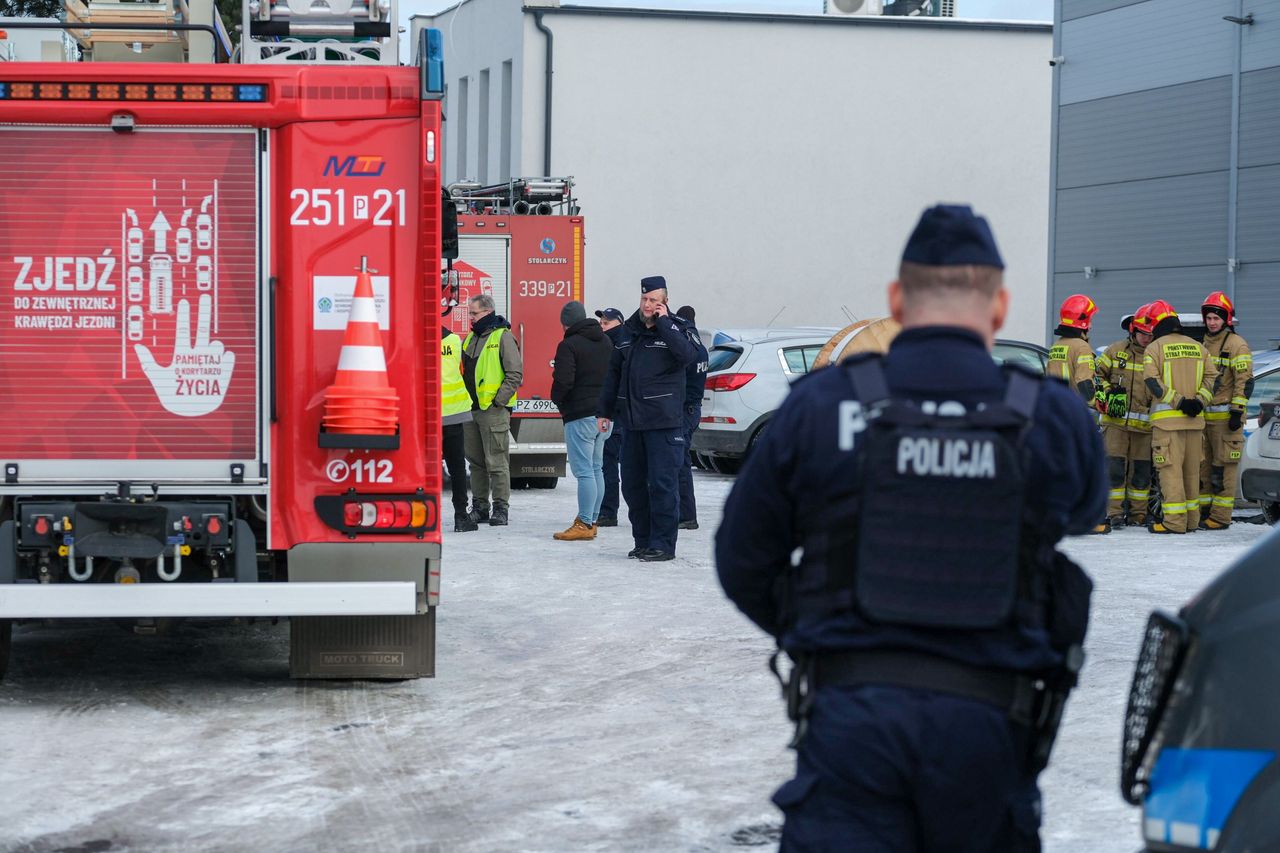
(1237, 349, 1280, 522)
(692, 329, 837, 474)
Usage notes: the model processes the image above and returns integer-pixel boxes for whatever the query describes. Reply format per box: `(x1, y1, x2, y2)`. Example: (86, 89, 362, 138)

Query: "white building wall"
(413, 0, 527, 186)
(427, 7, 1053, 341)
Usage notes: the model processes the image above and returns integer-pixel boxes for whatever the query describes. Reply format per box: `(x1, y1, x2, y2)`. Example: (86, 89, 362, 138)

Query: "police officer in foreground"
(598, 276, 697, 562)
(716, 205, 1105, 850)
(1198, 292, 1252, 530)
(1094, 307, 1155, 528)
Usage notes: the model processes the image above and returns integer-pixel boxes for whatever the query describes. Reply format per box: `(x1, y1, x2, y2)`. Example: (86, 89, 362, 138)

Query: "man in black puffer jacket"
(597, 276, 698, 562)
(551, 301, 616, 540)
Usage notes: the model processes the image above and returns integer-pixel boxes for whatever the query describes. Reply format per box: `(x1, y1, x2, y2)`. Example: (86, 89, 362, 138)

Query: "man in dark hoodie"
(462, 294, 523, 527)
(550, 301, 616, 541)
(597, 276, 698, 562)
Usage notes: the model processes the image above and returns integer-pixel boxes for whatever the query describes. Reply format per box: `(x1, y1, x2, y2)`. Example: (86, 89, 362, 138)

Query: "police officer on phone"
(716, 205, 1105, 850)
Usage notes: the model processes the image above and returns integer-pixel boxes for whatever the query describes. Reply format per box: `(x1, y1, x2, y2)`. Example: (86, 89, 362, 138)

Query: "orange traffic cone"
(323, 260, 399, 436)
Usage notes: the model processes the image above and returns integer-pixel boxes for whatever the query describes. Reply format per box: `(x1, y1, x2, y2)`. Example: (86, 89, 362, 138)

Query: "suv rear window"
(708, 345, 743, 372)
(781, 345, 824, 375)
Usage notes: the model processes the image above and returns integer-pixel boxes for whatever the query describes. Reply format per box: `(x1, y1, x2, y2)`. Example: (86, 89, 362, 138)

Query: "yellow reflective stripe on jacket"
(1231, 396, 1248, 407)
(440, 333, 472, 418)
(1233, 355, 1253, 370)
(463, 327, 518, 410)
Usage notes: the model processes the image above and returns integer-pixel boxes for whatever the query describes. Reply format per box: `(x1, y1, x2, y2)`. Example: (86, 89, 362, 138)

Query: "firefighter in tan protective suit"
(1094, 306, 1155, 528)
(1049, 294, 1099, 405)
(1140, 301, 1218, 534)
(1197, 291, 1253, 530)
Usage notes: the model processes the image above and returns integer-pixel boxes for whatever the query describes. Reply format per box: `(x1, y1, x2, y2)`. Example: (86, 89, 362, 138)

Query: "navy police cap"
(595, 308, 625, 322)
(641, 275, 667, 293)
(901, 204, 1004, 270)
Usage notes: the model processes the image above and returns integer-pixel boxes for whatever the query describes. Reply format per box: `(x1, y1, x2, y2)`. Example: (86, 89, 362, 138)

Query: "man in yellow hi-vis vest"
(442, 324, 478, 532)
(1140, 300, 1218, 534)
(462, 294, 523, 527)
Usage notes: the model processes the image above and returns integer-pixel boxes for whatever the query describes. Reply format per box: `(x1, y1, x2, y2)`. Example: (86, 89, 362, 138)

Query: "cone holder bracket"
(318, 427, 401, 451)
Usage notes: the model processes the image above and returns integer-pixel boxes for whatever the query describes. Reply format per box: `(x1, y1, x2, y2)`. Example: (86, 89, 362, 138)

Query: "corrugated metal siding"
(1237, 164, 1280, 264)
(1235, 263, 1280, 350)
(1239, 66, 1280, 169)
(1056, 77, 1231, 189)
(1242, 0, 1280, 73)
(1059, 0, 1235, 106)
(1053, 267, 1225, 334)
(1061, 0, 1145, 23)
(1054, 172, 1228, 273)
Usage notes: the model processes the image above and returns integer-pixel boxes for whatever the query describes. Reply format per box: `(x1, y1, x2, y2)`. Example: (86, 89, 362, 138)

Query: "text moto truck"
(0, 1, 451, 679)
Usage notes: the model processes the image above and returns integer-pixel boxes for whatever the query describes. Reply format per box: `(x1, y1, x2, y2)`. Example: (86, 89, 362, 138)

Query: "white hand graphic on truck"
(134, 294, 236, 417)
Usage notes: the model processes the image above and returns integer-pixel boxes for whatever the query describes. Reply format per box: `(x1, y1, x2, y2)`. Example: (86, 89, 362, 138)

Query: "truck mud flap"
(290, 611, 436, 680)
(0, 521, 14, 585)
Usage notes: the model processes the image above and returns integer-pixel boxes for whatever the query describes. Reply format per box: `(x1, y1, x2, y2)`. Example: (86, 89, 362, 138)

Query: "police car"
(1122, 526, 1280, 851)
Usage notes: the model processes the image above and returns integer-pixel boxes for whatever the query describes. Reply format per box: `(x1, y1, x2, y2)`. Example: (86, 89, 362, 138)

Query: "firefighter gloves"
(1177, 398, 1204, 418)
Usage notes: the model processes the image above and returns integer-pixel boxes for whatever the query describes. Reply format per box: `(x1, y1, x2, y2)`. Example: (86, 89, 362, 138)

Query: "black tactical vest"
(802, 356, 1043, 631)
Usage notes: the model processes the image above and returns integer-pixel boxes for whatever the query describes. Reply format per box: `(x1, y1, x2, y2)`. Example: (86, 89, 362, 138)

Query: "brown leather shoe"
(553, 518, 595, 541)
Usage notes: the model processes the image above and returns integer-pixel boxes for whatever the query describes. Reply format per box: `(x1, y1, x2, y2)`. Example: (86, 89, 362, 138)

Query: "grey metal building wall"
(1049, 0, 1280, 348)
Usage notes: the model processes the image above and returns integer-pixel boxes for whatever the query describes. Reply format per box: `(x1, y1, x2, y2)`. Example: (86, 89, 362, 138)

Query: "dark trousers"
(442, 422, 469, 514)
(621, 426, 685, 555)
(678, 405, 700, 523)
(600, 420, 627, 520)
(774, 685, 1041, 852)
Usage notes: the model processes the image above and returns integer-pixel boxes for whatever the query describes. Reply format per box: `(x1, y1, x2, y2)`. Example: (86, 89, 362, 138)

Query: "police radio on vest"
(897, 437, 997, 479)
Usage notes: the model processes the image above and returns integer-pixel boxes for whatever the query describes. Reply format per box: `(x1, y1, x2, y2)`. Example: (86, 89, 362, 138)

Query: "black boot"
(454, 511, 478, 532)
(489, 503, 509, 526)
(595, 515, 618, 528)
(468, 503, 490, 524)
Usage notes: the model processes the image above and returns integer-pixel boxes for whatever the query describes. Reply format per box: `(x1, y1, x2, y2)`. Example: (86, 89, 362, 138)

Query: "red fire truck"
(0, 2, 448, 679)
(448, 178, 585, 484)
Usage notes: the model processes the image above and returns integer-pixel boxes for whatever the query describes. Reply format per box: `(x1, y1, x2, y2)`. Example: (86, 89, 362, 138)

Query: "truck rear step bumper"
(0, 581, 416, 619)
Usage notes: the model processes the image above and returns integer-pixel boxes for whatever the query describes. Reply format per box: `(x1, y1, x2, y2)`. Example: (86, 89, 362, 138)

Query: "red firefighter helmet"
(1136, 300, 1178, 334)
(1201, 291, 1236, 326)
(1129, 303, 1154, 335)
(1059, 294, 1098, 331)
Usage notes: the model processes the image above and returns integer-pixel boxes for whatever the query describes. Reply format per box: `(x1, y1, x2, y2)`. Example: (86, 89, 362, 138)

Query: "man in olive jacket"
(462, 294, 523, 527)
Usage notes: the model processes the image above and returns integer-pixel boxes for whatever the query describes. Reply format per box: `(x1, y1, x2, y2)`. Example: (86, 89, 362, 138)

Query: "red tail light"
(330, 498, 435, 534)
(705, 373, 756, 392)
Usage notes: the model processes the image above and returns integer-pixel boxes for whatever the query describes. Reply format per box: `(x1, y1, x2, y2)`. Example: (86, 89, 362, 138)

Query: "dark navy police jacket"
(678, 318, 710, 410)
(715, 326, 1106, 673)
(598, 310, 698, 431)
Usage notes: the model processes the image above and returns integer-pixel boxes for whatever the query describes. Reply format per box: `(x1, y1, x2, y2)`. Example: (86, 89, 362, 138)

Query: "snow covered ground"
(0, 470, 1272, 851)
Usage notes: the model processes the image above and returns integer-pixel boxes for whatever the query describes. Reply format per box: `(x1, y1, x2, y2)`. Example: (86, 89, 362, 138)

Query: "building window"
(479, 68, 491, 185)
(501, 61, 513, 181)
(456, 76, 469, 181)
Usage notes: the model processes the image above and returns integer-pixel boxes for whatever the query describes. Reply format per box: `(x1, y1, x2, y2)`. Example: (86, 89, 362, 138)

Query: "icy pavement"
(0, 470, 1272, 852)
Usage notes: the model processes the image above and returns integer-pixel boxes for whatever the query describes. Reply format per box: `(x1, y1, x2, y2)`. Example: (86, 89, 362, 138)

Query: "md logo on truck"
(323, 155, 386, 177)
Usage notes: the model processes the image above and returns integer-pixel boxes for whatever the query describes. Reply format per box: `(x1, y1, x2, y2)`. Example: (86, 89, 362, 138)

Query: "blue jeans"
(566, 416, 611, 524)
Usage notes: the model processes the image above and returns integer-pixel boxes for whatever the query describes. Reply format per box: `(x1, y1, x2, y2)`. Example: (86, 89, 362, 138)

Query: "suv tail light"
(706, 373, 756, 392)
